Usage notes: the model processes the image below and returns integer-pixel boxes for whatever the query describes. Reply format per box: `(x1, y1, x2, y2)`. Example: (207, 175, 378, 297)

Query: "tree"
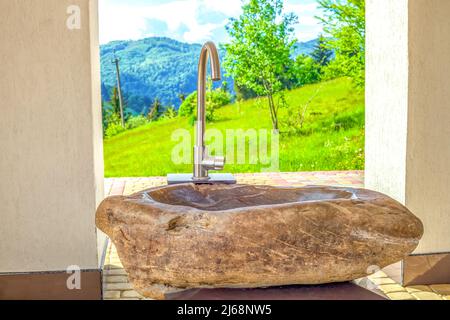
(163, 106, 177, 119)
(147, 98, 161, 121)
(101, 101, 110, 136)
(317, 0, 365, 87)
(224, 0, 298, 131)
(312, 34, 333, 66)
(109, 87, 121, 117)
(102, 86, 130, 130)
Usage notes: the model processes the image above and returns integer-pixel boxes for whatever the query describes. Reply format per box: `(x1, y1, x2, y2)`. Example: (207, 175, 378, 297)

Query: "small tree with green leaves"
(318, 0, 365, 87)
(224, 0, 298, 131)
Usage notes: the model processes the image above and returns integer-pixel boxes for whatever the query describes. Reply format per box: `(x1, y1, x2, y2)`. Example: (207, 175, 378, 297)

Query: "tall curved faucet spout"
(193, 41, 225, 181)
(200, 41, 221, 80)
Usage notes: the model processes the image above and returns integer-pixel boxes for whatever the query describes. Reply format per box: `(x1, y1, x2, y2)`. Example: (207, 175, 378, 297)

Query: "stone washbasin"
(96, 184, 423, 300)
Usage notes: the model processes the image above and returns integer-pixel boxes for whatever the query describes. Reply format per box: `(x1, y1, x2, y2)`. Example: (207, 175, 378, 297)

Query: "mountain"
(100, 37, 318, 114)
(100, 37, 230, 114)
(293, 38, 319, 57)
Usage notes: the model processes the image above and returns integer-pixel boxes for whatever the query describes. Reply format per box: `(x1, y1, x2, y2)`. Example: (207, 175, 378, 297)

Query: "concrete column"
(366, 0, 450, 281)
(365, 0, 410, 204)
(0, 0, 103, 288)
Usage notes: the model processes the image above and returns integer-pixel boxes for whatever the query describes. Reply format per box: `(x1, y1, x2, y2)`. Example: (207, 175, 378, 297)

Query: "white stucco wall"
(0, 0, 104, 272)
(365, 0, 409, 204)
(366, 0, 450, 254)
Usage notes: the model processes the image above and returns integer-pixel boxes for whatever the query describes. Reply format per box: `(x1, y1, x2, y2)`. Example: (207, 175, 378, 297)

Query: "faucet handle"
(211, 156, 225, 170)
(201, 147, 225, 171)
(201, 155, 225, 171)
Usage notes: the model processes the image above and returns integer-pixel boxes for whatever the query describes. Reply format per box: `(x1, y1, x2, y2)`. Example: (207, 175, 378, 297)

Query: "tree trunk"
(267, 94, 278, 131)
(262, 80, 279, 131)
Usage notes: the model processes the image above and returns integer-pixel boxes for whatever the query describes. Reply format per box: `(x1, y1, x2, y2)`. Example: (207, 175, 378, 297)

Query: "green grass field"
(104, 78, 365, 177)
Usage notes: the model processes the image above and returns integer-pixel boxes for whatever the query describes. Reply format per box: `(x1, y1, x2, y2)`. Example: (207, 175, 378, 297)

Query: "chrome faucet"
(193, 41, 225, 181)
(167, 41, 235, 185)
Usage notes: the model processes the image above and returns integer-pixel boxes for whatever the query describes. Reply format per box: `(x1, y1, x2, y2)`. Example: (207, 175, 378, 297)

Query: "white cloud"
(99, 0, 241, 44)
(99, 2, 148, 43)
(99, 0, 322, 44)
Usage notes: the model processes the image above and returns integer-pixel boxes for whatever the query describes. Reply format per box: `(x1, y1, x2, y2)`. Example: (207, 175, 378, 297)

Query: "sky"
(99, 0, 324, 45)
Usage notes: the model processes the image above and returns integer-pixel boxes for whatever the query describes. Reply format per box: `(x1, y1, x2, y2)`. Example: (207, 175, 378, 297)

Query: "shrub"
(105, 123, 126, 139)
(126, 115, 148, 130)
(162, 106, 177, 119)
(293, 54, 321, 86)
(178, 88, 232, 122)
(178, 91, 197, 117)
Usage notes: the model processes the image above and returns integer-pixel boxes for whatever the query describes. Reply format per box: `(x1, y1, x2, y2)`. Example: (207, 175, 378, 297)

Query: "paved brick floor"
(102, 171, 450, 301)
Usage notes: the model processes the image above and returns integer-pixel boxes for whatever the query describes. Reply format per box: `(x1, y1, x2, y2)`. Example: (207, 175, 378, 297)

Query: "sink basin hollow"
(146, 184, 356, 211)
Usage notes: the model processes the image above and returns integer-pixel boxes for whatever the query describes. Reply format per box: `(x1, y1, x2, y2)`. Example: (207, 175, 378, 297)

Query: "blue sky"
(99, 0, 323, 44)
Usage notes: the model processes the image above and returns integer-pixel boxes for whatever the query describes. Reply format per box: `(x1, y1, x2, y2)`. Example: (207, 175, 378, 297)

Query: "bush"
(178, 88, 232, 122)
(126, 115, 148, 130)
(178, 91, 197, 117)
(105, 123, 126, 139)
(162, 106, 177, 119)
(293, 54, 321, 86)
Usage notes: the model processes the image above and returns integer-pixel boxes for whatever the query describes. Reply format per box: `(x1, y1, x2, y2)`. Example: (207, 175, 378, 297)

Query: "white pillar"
(365, 0, 409, 204)
(366, 0, 450, 255)
(0, 0, 104, 274)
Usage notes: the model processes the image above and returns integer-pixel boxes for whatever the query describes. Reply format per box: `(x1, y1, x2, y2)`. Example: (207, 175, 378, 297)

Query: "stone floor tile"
(103, 269, 128, 276)
(103, 291, 121, 299)
(367, 271, 388, 279)
(385, 292, 416, 300)
(104, 276, 129, 283)
(104, 282, 134, 291)
(377, 284, 407, 294)
(429, 284, 450, 296)
(104, 263, 123, 269)
(109, 257, 122, 263)
(368, 277, 397, 285)
(411, 291, 444, 300)
(121, 290, 143, 298)
(405, 285, 433, 293)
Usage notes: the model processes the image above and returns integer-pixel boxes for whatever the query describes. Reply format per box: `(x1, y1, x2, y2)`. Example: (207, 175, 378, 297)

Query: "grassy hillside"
(104, 78, 364, 177)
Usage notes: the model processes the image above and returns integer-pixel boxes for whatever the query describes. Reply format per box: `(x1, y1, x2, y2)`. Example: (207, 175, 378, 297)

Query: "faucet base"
(167, 173, 236, 185)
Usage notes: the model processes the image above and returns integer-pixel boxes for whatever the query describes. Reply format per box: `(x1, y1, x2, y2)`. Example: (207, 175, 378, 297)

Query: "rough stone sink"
(96, 184, 423, 300)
